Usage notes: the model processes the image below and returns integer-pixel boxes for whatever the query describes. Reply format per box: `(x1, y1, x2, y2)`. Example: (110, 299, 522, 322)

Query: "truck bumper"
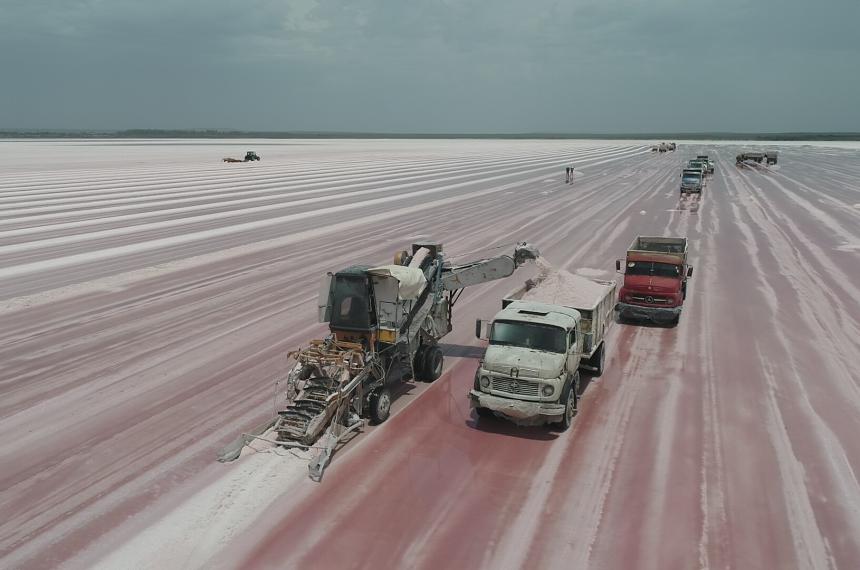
(615, 302, 681, 324)
(469, 390, 565, 425)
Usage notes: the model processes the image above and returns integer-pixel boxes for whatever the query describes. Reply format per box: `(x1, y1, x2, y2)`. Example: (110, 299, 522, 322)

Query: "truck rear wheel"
(590, 342, 605, 377)
(369, 387, 392, 424)
(417, 345, 443, 382)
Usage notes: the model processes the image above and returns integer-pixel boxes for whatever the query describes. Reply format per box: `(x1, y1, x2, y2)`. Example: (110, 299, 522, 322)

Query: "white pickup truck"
(469, 273, 615, 430)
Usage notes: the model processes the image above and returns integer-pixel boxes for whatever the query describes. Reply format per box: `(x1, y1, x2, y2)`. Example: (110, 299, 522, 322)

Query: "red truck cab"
(615, 236, 693, 325)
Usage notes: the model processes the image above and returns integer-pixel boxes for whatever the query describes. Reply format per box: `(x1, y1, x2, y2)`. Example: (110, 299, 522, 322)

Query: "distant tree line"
(1, 129, 859, 141)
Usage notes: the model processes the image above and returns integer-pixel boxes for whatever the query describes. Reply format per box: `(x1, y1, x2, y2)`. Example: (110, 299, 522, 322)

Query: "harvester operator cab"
(329, 270, 376, 332)
(321, 266, 377, 345)
(318, 243, 443, 348)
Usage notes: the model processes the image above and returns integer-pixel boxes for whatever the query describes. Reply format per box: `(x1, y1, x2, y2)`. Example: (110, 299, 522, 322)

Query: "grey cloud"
(1, 0, 858, 132)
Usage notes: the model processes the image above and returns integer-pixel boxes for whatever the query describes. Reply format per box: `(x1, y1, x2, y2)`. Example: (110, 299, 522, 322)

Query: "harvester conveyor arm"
(441, 242, 539, 291)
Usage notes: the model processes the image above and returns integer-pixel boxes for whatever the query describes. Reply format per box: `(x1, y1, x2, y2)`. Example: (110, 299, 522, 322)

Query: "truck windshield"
(489, 321, 566, 353)
(682, 175, 700, 183)
(625, 261, 681, 277)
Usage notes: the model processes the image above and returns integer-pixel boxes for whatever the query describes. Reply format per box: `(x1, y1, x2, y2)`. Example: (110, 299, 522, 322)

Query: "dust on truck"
(615, 236, 693, 325)
(469, 274, 616, 429)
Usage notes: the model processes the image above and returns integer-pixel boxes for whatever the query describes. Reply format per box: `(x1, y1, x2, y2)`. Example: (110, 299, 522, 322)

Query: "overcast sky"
(1, 0, 858, 133)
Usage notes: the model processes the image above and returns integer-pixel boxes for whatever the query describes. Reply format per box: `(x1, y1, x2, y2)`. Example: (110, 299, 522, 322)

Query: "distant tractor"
(223, 150, 261, 163)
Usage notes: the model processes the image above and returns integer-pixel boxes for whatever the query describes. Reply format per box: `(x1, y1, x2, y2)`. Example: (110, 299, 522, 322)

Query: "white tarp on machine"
(368, 265, 427, 300)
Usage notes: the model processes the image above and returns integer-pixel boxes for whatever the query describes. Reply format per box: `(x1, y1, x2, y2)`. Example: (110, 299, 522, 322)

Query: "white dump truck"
(469, 272, 615, 429)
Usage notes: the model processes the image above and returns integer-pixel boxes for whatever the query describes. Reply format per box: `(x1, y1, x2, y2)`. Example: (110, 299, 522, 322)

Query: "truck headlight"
(542, 384, 554, 397)
(480, 376, 491, 388)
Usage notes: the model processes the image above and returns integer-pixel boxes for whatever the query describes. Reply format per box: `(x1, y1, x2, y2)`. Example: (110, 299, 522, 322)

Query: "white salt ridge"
(90, 446, 311, 570)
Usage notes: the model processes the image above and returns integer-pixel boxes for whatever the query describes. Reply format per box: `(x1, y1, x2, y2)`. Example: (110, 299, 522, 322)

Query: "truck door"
(566, 328, 579, 372)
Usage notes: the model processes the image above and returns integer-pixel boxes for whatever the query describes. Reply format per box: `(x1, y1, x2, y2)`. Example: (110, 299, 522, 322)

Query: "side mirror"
(475, 319, 490, 340)
(687, 266, 694, 277)
(615, 259, 622, 272)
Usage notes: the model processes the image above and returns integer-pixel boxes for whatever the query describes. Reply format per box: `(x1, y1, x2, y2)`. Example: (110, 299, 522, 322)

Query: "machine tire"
(412, 345, 427, 379)
(417, 345, 443, 382)
(556, 372, 580, 431)
(590, 342, 606, 377)
(368, 387, 392, 424)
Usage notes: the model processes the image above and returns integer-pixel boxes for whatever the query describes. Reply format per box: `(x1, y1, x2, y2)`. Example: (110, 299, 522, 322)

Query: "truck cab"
(471, 301, 583, 429)
(615, 236, 693, 326)
(469, 273, 615, 429)
(687, 159, 709, 175)
(680, 168, 704, 195)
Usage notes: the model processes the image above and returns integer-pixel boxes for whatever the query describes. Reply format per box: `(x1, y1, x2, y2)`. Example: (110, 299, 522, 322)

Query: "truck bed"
(629, 236, 687, 254)
(519, 271, 616, 358)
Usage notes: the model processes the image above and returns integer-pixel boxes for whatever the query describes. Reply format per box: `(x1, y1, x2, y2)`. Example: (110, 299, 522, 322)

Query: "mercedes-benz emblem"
(511, 367, 519, 378)
(646, 296, 654, 303)
(511, 381, 519, 392)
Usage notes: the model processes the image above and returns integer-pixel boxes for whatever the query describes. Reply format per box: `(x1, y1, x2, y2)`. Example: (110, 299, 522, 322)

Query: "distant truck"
(736, 151, 777, 166)
(696, 154, 715, 174)
(615, 236, 693, 326)
(470, 274, 616, 429)
(687, 159, 710, 176)
(680, 168, 704, 195)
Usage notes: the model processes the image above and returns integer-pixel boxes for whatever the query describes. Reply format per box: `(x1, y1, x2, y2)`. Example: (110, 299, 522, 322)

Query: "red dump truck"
(614, 236, 693, 326)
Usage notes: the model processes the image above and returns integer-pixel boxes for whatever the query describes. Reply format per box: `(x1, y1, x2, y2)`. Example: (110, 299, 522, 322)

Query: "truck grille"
(492, 377, 540, 396)
(630, 295, 671, 304)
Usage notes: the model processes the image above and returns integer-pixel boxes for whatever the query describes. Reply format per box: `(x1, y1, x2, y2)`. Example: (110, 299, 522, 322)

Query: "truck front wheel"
(557, 372, 580, 431)
(475, 407, 494, 419)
